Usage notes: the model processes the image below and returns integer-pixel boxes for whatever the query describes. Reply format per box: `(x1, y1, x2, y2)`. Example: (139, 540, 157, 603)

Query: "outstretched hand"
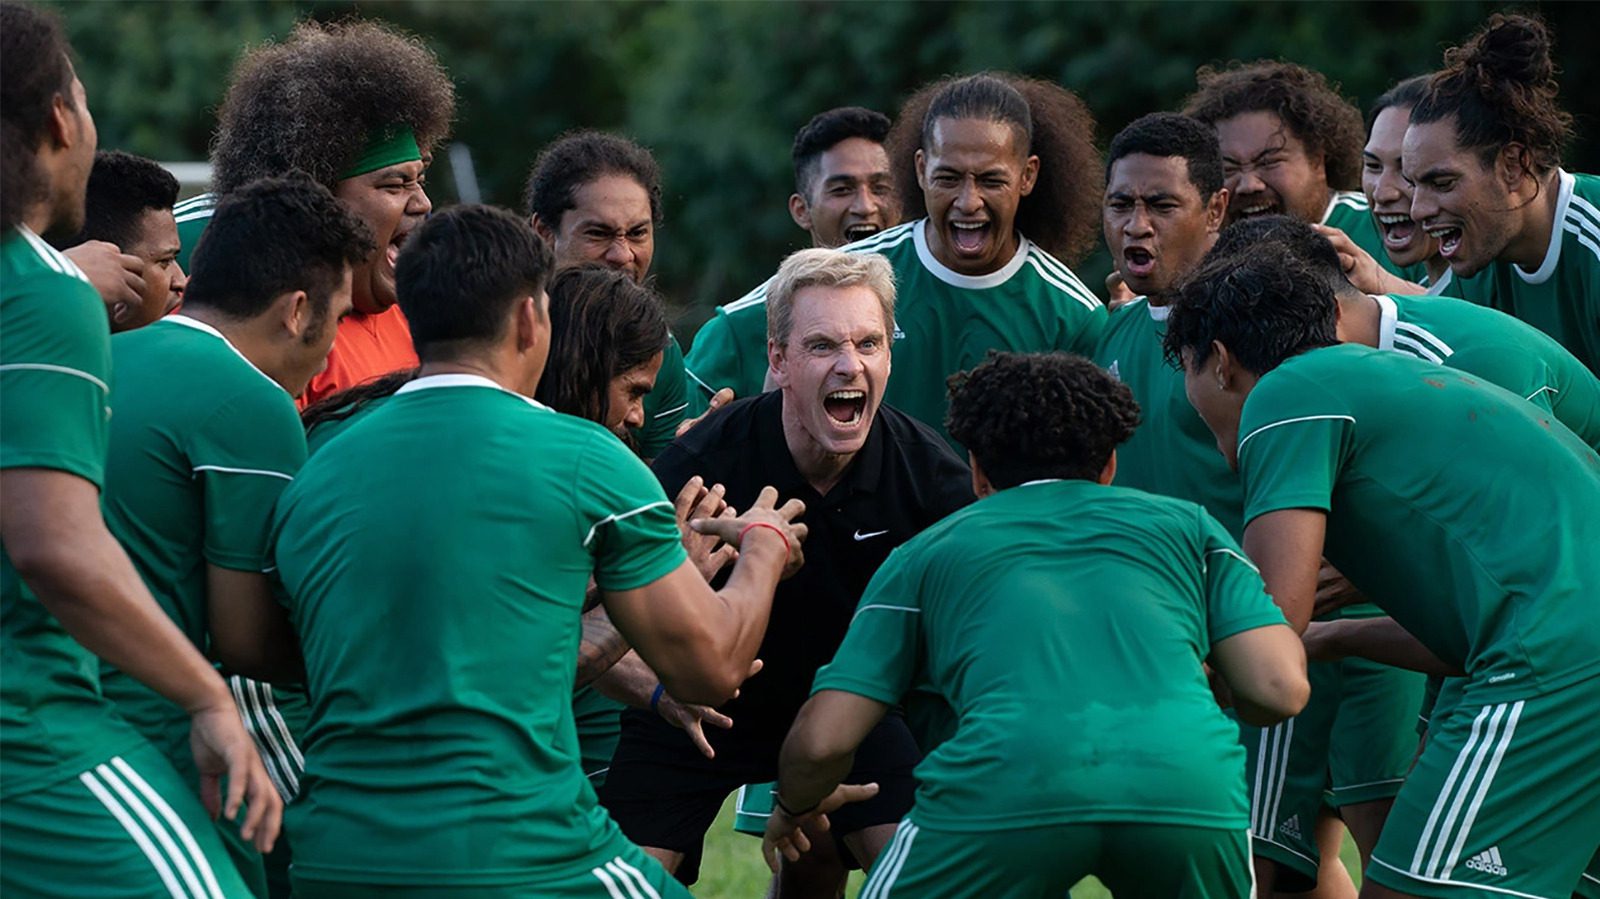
(64, 241, 144, 323)
(761, 783, 881, 872)
(691, 485, 806, 578)
(1312, 224, 1426, 295)
(672, 476, 739, 583)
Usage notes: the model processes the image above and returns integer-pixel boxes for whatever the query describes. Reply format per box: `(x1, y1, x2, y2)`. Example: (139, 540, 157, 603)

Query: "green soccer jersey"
(1376, 293, 1600, 450)
(1094, 298, 1244, 537)
(173, 192, 215, 274)
(814, 479, 1288, 832)
(98, 315, 306, 784)
(271, 374, 688, 886)
(1, 227, 145, 796)
(1322, 191, 1427, 283)
(684, 220, 1107, 444)
(1429, 171, 1600, 373)
(633, 334, 689, 459)
(1238, 344, 1600, 698)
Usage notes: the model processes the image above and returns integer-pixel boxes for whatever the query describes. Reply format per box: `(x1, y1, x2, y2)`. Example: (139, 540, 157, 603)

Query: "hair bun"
(1453, 13, 1557, 88)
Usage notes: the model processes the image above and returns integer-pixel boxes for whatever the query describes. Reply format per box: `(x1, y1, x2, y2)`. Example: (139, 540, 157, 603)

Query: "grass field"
(694, 794, 1363, 898)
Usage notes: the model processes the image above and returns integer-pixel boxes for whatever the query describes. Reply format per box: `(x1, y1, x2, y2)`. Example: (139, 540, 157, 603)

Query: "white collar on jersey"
(1143, 298, 1171, 322)
(1515, 168, 1573, 285)
(162, 313, 282, 390)
(1370, 294, 1399, 352)
(912, 217, 1032, 289)
(397, 372, 550, 410)
(1016, 478, 1065, 488)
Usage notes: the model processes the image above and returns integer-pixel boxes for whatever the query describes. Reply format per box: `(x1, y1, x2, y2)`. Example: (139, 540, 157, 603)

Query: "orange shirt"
(297, 304, 419, 410)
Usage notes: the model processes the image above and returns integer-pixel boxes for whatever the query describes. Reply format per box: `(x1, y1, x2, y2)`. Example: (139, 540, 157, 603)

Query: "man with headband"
(175, 19, 455, 408)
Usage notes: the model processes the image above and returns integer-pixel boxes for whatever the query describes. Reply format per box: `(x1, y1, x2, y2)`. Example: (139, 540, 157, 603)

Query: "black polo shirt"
(649, 389, 973, 739)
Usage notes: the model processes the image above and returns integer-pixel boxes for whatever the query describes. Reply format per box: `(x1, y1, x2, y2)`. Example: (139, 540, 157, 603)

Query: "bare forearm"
(576, 605, 632, 688)
(591, 651, 659, 707)
(705, 533, 786, 670)
(777, 737, 855, 814)
(1310, 617, 1463, 676)
(26, 525, 231, 713)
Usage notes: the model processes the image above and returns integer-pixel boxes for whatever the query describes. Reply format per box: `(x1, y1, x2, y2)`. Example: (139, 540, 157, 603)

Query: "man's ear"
(514, 293, 540, 352)
(1497, 142, 1535, 194)
(768, 337, 789, 389)
(1206, 187, 1230, 232)
(788, 193, 812, 231)
(968, 452, 995, 498)
(914, 149, 929, 193)
(278, 289, 313, 340)
(531, 213, 555, 244)
(1211, 340, 1237, 389)
(47, 93, 76, 150)
(1018, 154, 1041, 197)
(1097, 449, 1117, 487)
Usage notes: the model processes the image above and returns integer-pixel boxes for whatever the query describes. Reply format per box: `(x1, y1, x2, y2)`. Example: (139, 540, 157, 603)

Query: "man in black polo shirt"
(601, 248, 972, 891)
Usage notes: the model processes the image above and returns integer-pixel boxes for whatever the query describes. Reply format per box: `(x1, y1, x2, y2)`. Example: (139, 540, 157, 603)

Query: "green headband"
(339, 125, 422, 179)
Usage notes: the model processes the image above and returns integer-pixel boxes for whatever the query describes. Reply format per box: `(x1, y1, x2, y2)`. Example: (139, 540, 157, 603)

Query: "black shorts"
(598, 708, 920, 885)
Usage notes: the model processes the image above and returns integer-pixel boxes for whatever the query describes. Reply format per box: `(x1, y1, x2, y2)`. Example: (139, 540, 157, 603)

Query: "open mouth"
(823, 389, 866, 426)
(1377, 213, 1419, 250)
(843, 223, 882, 243)
(1233, 202, 1276, 219)
(949, 221, 989, 255)
(385, 227, 413, 270)
(1123, 246, 1156, 279)
(1426, 224, 1463, 259)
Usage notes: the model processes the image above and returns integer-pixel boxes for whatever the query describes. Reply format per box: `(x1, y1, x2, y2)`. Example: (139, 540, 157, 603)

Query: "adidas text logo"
(1278, 815, 1302, 840)
(1107, 360, 1121, 381)
(1465, 846, 1507, 876)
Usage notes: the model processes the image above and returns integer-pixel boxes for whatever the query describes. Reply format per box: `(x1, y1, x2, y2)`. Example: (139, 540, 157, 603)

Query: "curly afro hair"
(887, 72, 1103, 265)
(211, 20, 455, 194)
(1412, 13, 1572, 176)
(1183, 61, 1365, 191)
(947, 352, 1141, 489)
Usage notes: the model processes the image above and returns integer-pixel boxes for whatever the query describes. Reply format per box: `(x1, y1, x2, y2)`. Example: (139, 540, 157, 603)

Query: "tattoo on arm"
(575, 605, 631, 688)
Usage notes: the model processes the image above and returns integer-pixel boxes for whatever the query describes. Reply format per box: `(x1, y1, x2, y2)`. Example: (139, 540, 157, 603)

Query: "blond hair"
(766, 248, 897, 345)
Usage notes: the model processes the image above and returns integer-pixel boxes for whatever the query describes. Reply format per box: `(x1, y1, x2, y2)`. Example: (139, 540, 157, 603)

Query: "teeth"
(828, 390, 865, 400)
(1240, 204, 1272, 214)
(1425, 226, 1459, 239)
(951, 222, 986, 230)
(1377, 214, 1411, 224)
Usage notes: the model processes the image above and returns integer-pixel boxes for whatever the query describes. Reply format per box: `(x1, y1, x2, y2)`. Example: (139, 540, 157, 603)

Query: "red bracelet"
(738, 521, 790, 557)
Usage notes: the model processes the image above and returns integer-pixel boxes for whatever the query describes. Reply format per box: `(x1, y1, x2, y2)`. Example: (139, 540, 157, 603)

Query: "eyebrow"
(1416, 166, 1458, 182)
(1107, 190, 1178, 202)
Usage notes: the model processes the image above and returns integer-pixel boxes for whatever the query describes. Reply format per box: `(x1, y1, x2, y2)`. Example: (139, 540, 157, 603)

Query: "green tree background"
(54, 0, 1598, 341)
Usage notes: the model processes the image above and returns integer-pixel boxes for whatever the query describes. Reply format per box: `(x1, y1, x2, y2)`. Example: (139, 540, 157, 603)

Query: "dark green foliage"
(54, 0, 1596, 341)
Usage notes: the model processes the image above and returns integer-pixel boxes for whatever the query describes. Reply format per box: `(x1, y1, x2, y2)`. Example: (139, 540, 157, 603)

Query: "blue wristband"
(650, 683, 666, 712)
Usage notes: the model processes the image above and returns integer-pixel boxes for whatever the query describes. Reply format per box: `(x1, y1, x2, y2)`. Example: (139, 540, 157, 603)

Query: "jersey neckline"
(1514, 168, 1572, 285)
(1371, 294, 1399, 352)
(161, 313, 282, 390)
(912, 218, 1032, 289)
(397, 372, 550, 410)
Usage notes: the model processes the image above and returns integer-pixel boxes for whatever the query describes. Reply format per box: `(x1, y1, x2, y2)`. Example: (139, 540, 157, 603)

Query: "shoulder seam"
(1237, 414, 1355, 454)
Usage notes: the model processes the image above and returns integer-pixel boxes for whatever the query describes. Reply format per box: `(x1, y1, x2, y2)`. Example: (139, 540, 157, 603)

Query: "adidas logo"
(891, 325, 906, 341)
(1278, 814, 1302, 840)
(1465, 846, 1508, 876)
(1107, 360, 1121, 381)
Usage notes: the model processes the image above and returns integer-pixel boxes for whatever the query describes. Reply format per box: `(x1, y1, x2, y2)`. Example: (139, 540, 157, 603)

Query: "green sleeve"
(575, 428, 687, 592)
(196, 389, 308, 571)
(1058, 302, 1108, 357)
(1548, 362, 1600, 453)
(684, 310, 748, 401)
(1237, 373, 1354, 527)
(0, 278, 113, 485)
(634, 334, 690, 458)
(1198, 509, 1287, 644)
(811, 545, 925, 705)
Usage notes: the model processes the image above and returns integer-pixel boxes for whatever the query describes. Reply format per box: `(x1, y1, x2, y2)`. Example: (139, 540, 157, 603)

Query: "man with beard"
(1404, 13, 1599, 374)
(686, 73, 1106, 430)
(1184, 59, 1424, 292)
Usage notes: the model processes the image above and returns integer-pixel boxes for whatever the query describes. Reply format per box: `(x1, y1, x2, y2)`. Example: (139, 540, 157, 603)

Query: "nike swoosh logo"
(853, 529, 889, 541)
